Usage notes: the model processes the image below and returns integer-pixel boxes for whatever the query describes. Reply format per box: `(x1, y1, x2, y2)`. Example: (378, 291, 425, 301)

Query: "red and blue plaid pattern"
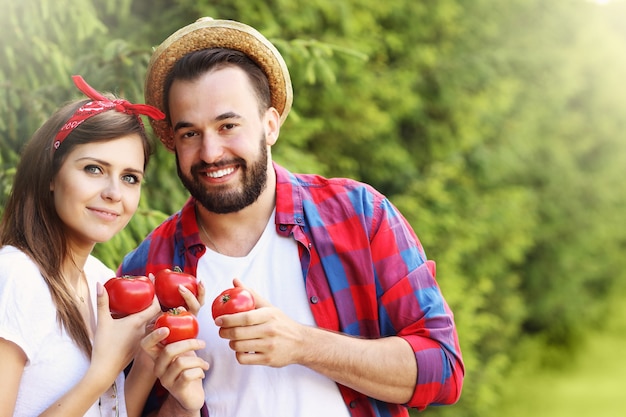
(119, 162, 464, 417)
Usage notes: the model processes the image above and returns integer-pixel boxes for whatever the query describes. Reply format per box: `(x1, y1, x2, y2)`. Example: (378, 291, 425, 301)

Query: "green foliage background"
(2, 1, 625, 416)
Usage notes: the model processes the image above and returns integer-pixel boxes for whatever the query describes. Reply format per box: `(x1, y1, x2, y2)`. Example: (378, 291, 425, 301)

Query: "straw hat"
(145, 17, 293, 144)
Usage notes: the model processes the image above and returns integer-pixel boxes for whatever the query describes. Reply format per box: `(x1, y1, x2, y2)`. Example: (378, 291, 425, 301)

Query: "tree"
(3, 1, 626, 416)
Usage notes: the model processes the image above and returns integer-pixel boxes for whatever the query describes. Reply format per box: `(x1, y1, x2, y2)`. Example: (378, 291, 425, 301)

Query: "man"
(120, 17, 464, 417)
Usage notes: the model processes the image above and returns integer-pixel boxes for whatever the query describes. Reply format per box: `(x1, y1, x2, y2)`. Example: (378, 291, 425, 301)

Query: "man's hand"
(214, 279, 418, 404)
(214, 279, 307, 367)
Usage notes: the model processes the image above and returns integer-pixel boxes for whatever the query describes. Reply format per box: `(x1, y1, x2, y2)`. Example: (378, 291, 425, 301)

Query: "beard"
(177, 135, 268, 214)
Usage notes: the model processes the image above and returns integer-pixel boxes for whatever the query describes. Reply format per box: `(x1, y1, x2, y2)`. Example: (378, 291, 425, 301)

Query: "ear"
(264, 107, 281, 146)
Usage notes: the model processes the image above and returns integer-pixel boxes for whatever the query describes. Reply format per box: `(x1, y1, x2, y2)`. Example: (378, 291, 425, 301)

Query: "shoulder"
(0, 246, 44, 284)
(0, 245, 33, 263)
(119, 199, 196, 275)
(284, 170, 388, 219)
(275, 162, 384, 202)
(274, 165, 412, 243)
(0, 246, 55, 326)
(85, 255, 115, 284)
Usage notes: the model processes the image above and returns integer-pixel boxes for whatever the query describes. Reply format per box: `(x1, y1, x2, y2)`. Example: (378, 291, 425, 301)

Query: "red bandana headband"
(53, 75, 165, 151)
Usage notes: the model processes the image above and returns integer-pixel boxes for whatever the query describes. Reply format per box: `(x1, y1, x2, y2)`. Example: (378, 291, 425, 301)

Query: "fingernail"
(97, 282, 103, 296)
(178, 284, 188, 293)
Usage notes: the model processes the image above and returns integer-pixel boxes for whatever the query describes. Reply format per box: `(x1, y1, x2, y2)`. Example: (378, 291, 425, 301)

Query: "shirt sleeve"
(374, 199, 464, 409)
(0, 250, 57, 362)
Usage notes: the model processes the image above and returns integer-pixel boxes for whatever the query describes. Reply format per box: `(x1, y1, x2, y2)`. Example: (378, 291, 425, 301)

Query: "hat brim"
(144, 17, 293, 145)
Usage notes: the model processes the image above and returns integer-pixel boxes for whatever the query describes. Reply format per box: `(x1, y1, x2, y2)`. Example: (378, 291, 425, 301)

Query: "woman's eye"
(85, 165, 102, 174)
(122, 174, 140, 185)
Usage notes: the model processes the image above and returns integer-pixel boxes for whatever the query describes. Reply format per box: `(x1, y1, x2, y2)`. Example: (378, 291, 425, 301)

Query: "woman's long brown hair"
(0, 97, 153, 357)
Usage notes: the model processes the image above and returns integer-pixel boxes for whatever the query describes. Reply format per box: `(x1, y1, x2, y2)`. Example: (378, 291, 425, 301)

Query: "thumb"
(232, 278, 270, 308)
(96, 282, 112, 317)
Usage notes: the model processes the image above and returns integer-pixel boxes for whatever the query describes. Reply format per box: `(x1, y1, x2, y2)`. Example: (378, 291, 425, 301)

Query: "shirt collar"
(177, 163, 301, 249)
(274, 162, 303, 227)
(178, 197, 205, 253)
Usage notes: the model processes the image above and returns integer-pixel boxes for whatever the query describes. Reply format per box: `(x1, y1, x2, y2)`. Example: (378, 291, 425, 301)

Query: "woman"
(0, 76, 165, 417)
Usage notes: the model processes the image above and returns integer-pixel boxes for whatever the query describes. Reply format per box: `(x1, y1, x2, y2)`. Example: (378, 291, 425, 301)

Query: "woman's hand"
(179, 280, 205, 316)
(89, 282, 161, 383)
(140, 327, 208, 411)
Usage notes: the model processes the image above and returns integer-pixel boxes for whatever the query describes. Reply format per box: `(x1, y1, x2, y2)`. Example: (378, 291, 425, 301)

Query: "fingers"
(140, 327, 170, 360)
(116, 296, 161, 332)
(143, 336, 209, 412)
(152, 339, 208, 378)
(216, 310, 259, 328)
(138, 295, 162, 319)
(196, 281, 205, 306)
(214, 281, 270, 328)
(158, 353, 209, 381)
(159, 338, 206, 360)
(180, 281, 205, 316)
(231, 278, 270, 308)
(159, 364, 207, 412)
(144, 296, 162, 317)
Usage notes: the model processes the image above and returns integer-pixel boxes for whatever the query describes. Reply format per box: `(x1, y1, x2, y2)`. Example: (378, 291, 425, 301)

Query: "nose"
(101, 179, 122, 202)
(199, 133, 225, 163)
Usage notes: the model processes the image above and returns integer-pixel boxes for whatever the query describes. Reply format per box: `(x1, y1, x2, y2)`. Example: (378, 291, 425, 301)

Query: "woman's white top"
(0, 245, 126, 417)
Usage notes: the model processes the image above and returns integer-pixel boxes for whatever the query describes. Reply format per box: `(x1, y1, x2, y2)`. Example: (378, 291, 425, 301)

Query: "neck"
(62, 255, 87, 284)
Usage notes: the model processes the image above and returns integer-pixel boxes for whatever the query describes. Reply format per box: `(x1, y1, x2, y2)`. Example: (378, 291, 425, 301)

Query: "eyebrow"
(172, 111, 242, 133)
(77, 157, 144, 175)
(173, 121, 194, 132)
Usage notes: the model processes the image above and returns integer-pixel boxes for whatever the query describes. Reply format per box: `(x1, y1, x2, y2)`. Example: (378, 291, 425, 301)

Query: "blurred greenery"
(491, 286, 626, 417)
(1, 1, 625, 416)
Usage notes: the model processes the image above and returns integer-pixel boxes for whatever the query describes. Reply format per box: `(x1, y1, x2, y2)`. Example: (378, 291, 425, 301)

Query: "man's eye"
(181, 131, 198, 139)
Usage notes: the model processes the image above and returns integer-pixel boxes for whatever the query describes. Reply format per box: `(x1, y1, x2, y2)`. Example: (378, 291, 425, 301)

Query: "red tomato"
(154, 307, 200, 345)
(211, 287, 256, 320)
(104, 275, 155, 318)
(154, 267, 198, 310)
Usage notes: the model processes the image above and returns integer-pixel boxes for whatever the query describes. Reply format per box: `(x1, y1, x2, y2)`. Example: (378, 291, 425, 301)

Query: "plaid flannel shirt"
(119, 162, 464, 417)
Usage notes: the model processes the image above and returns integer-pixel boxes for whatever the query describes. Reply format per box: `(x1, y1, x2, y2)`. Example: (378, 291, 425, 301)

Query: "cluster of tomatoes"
(104, 268, 255, 344)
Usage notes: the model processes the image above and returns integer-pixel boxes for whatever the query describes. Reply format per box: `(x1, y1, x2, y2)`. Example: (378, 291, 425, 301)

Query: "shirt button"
(349, 400, 358, 408)
(310, 296, 319, 304)
(279, 224, 287, 231)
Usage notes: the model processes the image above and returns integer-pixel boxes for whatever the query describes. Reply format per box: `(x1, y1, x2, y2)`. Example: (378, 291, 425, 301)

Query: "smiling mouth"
(90, 208, 119, 219)
(205, 167, 235, 179)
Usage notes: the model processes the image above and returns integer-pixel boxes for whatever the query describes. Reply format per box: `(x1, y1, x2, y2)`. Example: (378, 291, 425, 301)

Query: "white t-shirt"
(195, 211, 351, 417)
(0, 245, 126, 417)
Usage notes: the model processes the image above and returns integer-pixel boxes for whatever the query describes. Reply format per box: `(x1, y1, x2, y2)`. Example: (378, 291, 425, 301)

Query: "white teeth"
(206, 167, 235, 178)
